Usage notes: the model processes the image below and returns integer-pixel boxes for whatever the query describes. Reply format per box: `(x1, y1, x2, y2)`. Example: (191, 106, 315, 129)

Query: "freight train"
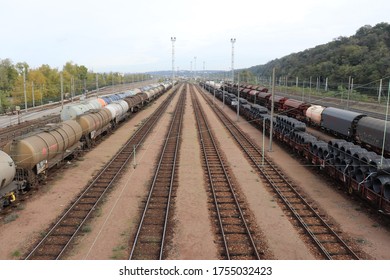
(212, 82, 390, 157)
(202, 81, 390, 213)
(0, 82, 174, 208)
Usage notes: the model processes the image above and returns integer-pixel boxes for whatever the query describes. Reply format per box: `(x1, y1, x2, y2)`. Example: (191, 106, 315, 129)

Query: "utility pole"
(237, 74, 240, 121)
(194, 56, 197, 80)
(378, 79, 383, 103)
(71, 76, 74, 102)
(60, 72, 64, 110)
(23, 70, 27, 112)
(347, 78, 353, 109)
(309, 76, 312, 103)
(171, 36, 176, 82)
(40, 85, 43, 105)
(325, 77, 328, 91)
(381, 80, 390, 167)
(96, 73, 99, 92)
(32, 81, 35, 107)
(269, 67, 276, 152)
(203, 61, 205, 81)
(231, 38, 236, 83)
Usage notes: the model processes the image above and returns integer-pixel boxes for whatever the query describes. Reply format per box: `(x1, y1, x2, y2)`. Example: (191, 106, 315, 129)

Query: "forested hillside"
(249, 22, 390, 87)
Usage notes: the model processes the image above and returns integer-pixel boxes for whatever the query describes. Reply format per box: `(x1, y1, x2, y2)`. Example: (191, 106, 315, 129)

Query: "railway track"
(129, 84, 186, 260)
(24, 85, 180, 260)
(198, 85, 360, 260)
(191, 85, 262, 260)
(0, 114, 61, 148)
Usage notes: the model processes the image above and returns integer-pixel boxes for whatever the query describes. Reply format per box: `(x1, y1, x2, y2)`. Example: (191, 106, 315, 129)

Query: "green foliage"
(0, 59, 152, 110)
(249, 22, 390, 93)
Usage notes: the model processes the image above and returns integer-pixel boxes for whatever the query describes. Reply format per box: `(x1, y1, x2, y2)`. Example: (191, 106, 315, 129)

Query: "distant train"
(210, 81, 390, 157)
(201, 81, 390, 213)
(0, 82, 174, 208)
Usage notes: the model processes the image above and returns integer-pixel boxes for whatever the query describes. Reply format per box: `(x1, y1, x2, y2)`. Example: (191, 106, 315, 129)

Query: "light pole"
(171, 36, 176, 82)
(231, 38, 236, 83)
(194, 56, 197, 80)
(203, 61, 205, 82)
(23, 70, 27, 112)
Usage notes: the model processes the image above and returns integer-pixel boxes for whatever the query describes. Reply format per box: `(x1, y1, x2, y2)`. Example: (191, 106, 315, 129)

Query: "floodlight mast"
(171, 37, 176, 82)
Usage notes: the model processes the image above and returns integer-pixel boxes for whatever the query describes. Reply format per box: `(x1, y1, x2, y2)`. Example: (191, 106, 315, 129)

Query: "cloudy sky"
(0, 0, 389, 73)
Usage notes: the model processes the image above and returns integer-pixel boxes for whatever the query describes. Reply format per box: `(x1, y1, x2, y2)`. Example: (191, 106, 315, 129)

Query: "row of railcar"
(202, 82, 390, 213)
(0, 82, 174, 208)
(210, 81, 390, 157)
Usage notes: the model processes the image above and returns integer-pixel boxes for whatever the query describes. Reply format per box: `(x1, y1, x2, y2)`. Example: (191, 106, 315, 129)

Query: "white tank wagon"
(306, 105, 325, 125)
(0, 151, 16, 191)
(0, 151, 17, 207)
(61, 99, 104, 121)
(3, 120, 83, 186)
(105, 100, 130, 124)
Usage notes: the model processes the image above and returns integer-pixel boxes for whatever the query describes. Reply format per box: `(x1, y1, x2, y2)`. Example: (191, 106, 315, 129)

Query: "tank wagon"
(3, 120, 83, 188)
(202, 81, 390, 213)
(0, 81, 174, 208)
(0, 151, 17, 207)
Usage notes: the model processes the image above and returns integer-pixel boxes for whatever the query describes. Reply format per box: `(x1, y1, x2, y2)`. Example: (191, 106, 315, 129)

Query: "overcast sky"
(0, 0, 389, 73)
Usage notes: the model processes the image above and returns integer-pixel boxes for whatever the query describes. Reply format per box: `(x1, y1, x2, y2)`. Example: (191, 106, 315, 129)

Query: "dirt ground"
(0, 89, 175, 259)
(192, 86, 315, 259)
(1, 82, 389, 260)
(201, 87, 390, 259)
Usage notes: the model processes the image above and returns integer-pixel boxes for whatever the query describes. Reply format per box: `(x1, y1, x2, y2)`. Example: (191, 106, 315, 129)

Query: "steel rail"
(191, 85, 261, 260)
(198, 85, 359, 260)
(25, 86, 179, 260)
(129, 86, 186, 260)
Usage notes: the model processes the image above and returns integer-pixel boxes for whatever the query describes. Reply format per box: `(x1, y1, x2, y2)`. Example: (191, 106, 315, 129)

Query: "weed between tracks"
(11, 250, 21, 258)
(3, 213, 18, 224)
(111, 245, 127, 260)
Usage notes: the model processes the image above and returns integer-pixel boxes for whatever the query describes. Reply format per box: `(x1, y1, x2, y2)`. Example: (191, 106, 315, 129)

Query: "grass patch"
(3, 213, 19, 224)
(16, 204, 25, 211)
(81, 225, 92, 233)
(110, 245, 127, 260)
(11, 250, 21, 258)
(94, 207, 103, 217)
(356, 238, 366, 244)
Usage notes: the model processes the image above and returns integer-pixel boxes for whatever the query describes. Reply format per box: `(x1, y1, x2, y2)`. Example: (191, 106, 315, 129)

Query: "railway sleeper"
(218, 205, 246, 211)
(66, 210, 90, 219)
(131, 244, 161, 260)
(214, 208, 240, 215)
(209, 191, 233, 197)
(219, 226, 250, 234)
(46, 235, 72, 245)
(78, 198, 100, 204)
(216, 213, 249, 219)
(138, 234, 163, 244)
(33, 245, 64, 256)
(53, 226, 78, 235)
(220, 219, 248, 226)
(61, 217, 83, 226)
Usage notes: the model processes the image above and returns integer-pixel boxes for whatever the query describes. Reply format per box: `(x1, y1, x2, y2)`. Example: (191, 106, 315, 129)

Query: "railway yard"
(0, 82, 390, 260)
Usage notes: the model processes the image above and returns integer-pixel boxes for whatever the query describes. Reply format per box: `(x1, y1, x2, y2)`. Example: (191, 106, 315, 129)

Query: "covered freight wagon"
(321, 107, 366, 138)
(355, 116, 390, 155)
